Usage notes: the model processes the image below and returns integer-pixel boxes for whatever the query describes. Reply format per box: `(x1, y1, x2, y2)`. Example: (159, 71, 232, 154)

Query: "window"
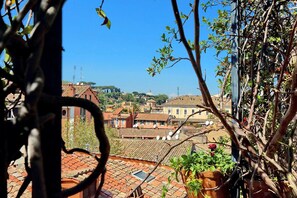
(168, 109, 171, 114)
(206, 111, 209, 115)
(80, 108, 86, 121)
(184, 109, 187, 115)
(132, 170, 155, 182)
(192, 109, 195, 114)
(62, 109, 67, 116)
(89, 95, 92, 101)
(176, 109, 179, 115)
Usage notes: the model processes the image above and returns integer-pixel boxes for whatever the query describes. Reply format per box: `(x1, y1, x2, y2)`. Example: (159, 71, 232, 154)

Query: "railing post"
(39, 7, 62, 198)
(0, 79, 7, 198)
(231, 0, 240, 197)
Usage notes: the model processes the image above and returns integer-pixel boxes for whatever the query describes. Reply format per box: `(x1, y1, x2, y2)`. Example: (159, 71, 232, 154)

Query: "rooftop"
(135, 113, 169, 121)
(7, 152, 187, 197)
(114, 139, 193, 165)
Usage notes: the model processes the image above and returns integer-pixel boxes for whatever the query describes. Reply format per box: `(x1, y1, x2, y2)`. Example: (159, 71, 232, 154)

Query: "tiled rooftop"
(99, 156, 187, 198)
(115, 139, 193, 165)
(118, 128, 176, 138)
(163, 95, 203, 107)
(7, 164, 31, 198)
(62, 83, 91, 97)
(7, 152, 187, 197)
(135, 113, 169, 121)
(163, 95, 231, 108)
(112, 107, 124, 115)
(103, 112, 113, 121)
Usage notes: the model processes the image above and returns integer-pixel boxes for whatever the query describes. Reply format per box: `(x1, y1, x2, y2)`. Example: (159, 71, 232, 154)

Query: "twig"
(126, 110, 221, 197)
(266, 18, 297, 155)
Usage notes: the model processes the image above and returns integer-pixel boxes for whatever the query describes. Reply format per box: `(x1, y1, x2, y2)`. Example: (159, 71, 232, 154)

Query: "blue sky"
(62, 0, 222, 97)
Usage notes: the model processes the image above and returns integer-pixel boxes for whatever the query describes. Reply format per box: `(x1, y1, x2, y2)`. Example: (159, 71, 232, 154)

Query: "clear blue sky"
(62, 0, 222, 97)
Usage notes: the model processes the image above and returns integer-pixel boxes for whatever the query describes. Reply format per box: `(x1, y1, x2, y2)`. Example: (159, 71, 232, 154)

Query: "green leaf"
(19, 25, 33, 35)
(105, 17, 111, 29)
(4, 50, 11, 63)
(95, 8, 111, 29)
(96, 8, 106, 18)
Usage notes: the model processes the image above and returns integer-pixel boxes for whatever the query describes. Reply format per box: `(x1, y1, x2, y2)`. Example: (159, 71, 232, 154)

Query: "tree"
(63, 119, 122, 155)
(148, 0, 297, 196)
(0, 1, 110, 197)
(121, 93, 135, 102)
(154, 94, 169, 105)
(98, 93, 108, 111)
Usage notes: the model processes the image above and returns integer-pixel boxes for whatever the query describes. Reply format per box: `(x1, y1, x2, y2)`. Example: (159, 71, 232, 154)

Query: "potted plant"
(168, 139, 235, 198)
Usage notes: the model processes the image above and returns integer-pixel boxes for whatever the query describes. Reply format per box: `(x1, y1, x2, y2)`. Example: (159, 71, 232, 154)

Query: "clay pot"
(180, 170, 230, 198)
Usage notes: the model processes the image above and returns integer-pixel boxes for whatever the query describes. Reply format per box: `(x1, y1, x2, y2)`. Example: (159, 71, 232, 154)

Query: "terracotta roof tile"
(103, 112, 113, 121)
(8, 152, 186, 197)
(163, 95, 203, 107)
(119, 128, 178, 139)
(114, 139, 193, 165)
(62, 84, 99, 100)
(99, 156, 187, 197)
(163, 95, 231, 108)
(7, 164, 31, 198)
(113, 107, 124, 115)
(135, 113, 169, 121)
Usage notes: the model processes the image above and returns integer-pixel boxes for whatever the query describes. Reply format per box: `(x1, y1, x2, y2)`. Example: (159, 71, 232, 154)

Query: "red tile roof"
(162, 95, 203, 107)
(112, 107, 124, 115)
(135, 113, 169, 121)
(115, 139, 193, 165)
(163, 95, 231, 108)
(119, 128, 172, 139)
(103, 112, 113, 121)
(7, 152, 186, 197)
(7, 164, 31, 198)
(62, 84, 90, 97)
(99, 156, 186, 198)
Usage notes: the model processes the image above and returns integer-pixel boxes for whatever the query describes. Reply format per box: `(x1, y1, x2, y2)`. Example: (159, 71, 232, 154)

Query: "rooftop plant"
(164, 138, 235, 197)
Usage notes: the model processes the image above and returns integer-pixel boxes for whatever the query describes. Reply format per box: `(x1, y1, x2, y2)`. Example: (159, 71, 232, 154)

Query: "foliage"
(62, 119, 122, 154)
(95, 6, 111, 29)
(167, 138, 235, 196)
(0, 0, 112, 197)
(154, 94, 169, 105)
(121, 93, 135, 102)
(98, 93, 108, 111)
(105, 126, 123, 155)
(150, 0, 297, 196)
(96, 87, 169, 111)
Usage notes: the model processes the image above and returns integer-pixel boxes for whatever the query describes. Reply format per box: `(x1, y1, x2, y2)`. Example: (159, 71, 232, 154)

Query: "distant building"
(139, 99, 160, 113)
(103, 107, 134, 128)
(134, 113, 172, 129)
(61, 83, 100, 123)
(162, 95, 231, 125)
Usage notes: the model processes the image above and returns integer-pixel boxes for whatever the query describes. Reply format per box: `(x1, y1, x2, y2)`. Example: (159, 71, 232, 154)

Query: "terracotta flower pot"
(180, 170, 230, 198)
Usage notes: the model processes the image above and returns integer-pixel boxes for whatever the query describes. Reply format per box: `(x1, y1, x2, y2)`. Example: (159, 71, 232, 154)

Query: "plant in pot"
(168, 139, 235, 198)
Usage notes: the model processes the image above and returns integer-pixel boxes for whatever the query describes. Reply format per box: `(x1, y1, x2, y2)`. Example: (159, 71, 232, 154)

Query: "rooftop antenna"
(80, 66, 83, 83)
(73, 65, 76, 84)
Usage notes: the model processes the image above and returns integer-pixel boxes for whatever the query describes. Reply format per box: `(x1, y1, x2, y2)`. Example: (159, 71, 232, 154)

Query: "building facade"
(162, 95, 231, 125)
